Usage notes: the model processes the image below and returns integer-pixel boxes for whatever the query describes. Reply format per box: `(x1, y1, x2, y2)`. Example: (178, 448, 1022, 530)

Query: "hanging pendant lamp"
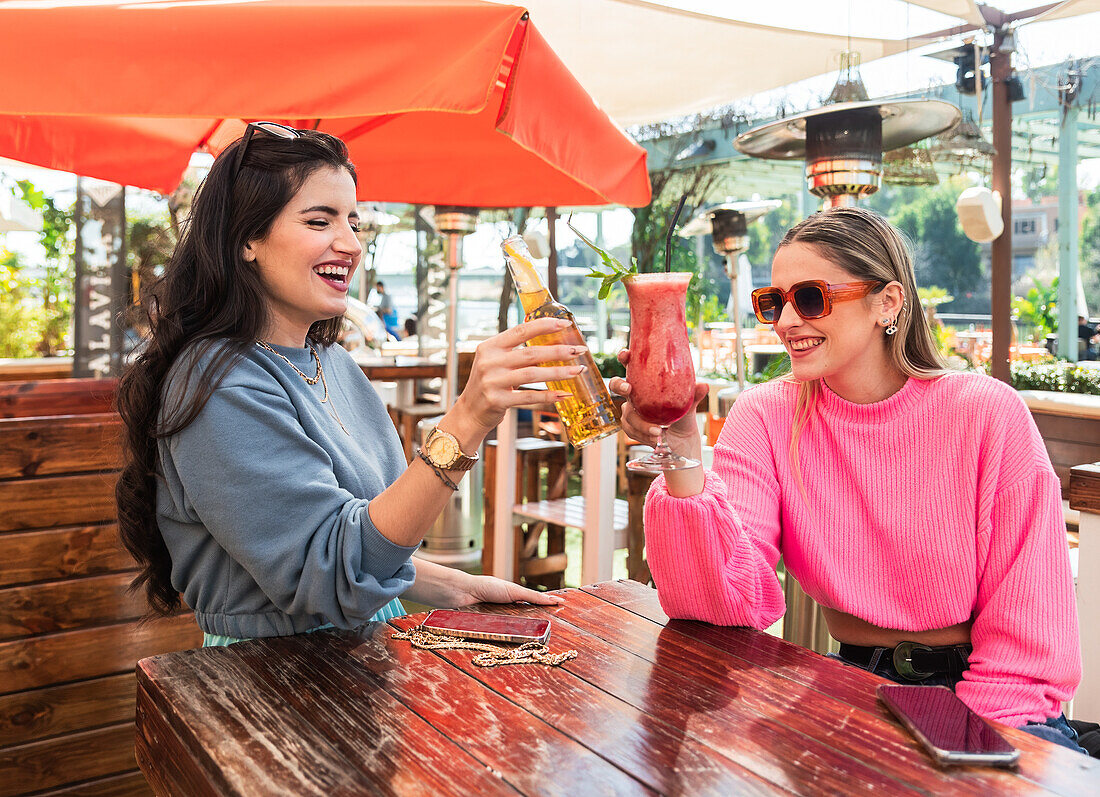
(883, 144, 939, 186)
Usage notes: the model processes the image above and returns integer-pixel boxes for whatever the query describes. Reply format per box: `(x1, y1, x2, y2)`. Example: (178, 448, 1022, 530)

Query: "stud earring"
(880, 316, 891, 326)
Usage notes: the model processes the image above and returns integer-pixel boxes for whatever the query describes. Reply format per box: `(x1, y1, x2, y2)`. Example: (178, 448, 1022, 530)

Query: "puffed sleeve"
(956, 436, 1081, 726)
(644, 387, 786, 628)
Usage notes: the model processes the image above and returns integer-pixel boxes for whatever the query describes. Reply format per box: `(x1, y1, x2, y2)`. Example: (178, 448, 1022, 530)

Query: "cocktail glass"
(623, 272, 699, 472)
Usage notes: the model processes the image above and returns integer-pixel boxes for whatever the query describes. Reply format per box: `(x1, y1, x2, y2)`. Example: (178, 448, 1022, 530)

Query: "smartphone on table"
(878, 684, 1020, 768)
(422, 610, 551, 645)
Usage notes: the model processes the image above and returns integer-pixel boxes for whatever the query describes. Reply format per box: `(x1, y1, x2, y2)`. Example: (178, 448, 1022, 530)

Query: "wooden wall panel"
(0, 672, 135, 747)
(0, 572, 145, 641)
(35, 770, 152, 797)
(0, 415, 122, 479)
(0, 524, 134, 588)
(0, 615, 202, 695)
(0, 722, 139, 797)
(0, 473, 119, 533)
(0, 379, 116, 419)
(0, 388, 196, 797)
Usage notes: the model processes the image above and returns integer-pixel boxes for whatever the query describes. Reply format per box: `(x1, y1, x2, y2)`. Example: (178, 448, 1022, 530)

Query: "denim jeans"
(829, 650, 1087, 755)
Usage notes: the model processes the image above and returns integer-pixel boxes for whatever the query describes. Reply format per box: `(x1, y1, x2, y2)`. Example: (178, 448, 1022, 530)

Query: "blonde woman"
(613, 207, 1084, 752)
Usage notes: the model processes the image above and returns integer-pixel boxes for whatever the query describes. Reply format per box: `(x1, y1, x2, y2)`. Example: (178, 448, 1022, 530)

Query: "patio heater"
(412, 206, 480, 571)
(680, 200, 781, 390)
(734, 53, 960, 209)
(434, 206, 479, 408)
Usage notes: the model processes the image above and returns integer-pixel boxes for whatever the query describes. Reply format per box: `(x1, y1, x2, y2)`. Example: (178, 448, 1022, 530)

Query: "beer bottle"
(501, 235, 620, 447)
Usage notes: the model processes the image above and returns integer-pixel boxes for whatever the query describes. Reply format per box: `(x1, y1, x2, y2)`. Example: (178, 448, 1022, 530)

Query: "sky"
(2, 1, 1098, 270)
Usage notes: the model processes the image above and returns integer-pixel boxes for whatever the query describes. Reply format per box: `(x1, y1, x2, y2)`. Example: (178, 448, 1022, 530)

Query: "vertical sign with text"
(73, 178, 127, 378)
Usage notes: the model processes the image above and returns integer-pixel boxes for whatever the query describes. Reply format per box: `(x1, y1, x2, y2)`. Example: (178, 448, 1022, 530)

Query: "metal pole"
(445, 232, 462, 408)
(1058, 103, 1080, 362)
(726, 254, 745, 390)
(989, 35, 1013, 384)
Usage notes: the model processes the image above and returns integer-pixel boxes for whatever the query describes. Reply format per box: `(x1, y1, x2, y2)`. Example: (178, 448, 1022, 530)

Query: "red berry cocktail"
(623, 272, 699, 471)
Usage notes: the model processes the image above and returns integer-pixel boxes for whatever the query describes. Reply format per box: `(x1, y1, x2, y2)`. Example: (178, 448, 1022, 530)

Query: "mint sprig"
(567, 219, 637, 300)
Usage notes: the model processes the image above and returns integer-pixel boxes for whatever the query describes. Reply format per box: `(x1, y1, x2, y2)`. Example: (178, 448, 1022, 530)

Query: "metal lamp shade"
(734, 98, 960, 206)
(680, 199, 783, 256)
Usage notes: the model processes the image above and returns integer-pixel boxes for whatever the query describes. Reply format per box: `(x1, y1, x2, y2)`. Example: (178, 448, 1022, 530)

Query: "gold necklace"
(256, 341, 350, 436)
(392, 626, 578, 668)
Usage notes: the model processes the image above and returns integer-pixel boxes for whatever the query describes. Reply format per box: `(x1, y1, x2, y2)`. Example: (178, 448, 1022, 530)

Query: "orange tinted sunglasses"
(751, 279, 883, 323)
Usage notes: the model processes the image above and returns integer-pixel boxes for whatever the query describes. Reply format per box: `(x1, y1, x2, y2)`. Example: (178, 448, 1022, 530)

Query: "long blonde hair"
(778, 207, 950, 488)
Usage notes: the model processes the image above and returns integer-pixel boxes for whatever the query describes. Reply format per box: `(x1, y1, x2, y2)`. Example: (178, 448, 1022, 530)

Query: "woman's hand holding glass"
(610, 347, 709, 460)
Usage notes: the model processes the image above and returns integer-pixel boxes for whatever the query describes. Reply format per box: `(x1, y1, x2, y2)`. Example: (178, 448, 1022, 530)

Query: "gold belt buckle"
(893, 641, 935, 680)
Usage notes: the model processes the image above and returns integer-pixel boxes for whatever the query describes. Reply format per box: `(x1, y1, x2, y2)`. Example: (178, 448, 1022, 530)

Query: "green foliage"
(686, 292, 726, 333)
(13, 180, 74, 355)
(1080, 185, 1100, 321)
(745, 199, 800, 267)
(1006, 359, 1100, 396)
(880, 180, 985, 315)
(592, 350, 626, 380)
(1011, 276, 1059, 339)
(0, 249, 54, 357)
(570, 220, 636, 300)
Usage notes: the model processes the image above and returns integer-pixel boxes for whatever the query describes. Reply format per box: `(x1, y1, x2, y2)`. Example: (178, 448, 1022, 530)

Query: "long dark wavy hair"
(115, 129, 357, 615)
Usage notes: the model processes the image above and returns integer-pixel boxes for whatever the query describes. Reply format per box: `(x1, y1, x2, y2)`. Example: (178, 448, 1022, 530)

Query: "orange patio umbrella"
(0, 0, 650, 208)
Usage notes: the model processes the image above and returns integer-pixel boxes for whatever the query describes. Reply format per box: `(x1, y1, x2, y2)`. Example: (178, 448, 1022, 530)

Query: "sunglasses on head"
(229, 121, 303, 183)
(751, 279, 884, 324)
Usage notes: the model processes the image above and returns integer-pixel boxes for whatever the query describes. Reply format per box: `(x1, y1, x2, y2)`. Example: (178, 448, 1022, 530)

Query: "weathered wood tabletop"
(135, 580, 1100, 796)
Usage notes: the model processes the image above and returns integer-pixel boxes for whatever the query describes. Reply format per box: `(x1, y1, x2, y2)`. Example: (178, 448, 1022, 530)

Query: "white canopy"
(1034, 0, 1100, 23)
(496, 1, 1100, 128)
(494, 0, 912, 127)
(905, 0, 983, 25)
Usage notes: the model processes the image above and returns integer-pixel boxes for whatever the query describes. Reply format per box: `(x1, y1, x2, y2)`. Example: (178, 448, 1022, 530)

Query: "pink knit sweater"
(644, 372, 1080, 727)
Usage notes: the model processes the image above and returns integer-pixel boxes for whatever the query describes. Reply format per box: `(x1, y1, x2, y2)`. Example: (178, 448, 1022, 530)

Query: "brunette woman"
(117, 124, 578, 645)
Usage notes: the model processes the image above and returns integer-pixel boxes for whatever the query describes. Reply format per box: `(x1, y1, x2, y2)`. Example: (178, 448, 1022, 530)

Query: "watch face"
(427, 433, 458, 464)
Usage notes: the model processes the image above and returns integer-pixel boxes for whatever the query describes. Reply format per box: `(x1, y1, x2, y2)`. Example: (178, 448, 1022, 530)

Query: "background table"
(136, 580, 1099, 796)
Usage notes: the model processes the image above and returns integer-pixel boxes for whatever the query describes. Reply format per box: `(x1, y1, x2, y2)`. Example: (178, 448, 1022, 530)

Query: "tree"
(1080, 184, 1100, 317)
(14, 180, 73, 354)
(881, 180, 986, 315)
(126, 210, 176, 327)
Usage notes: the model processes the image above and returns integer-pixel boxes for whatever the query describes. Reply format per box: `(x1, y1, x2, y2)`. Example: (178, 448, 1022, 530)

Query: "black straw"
(664, 193, 689, 273)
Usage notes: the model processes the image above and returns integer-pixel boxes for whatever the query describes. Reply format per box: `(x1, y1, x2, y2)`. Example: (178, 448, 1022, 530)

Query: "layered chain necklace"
(256, 341, 349, 436)
(392, 626, 577, 668)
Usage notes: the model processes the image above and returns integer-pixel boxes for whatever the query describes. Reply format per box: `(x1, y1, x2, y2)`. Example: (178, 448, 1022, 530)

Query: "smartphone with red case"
(421, 610, 551, 645)
(878, 684, 1020, 768)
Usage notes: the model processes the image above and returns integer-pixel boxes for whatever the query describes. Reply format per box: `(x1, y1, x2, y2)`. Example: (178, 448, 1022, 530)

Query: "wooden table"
(356, 356, 446, 406)
(136, 580, 1100, 796)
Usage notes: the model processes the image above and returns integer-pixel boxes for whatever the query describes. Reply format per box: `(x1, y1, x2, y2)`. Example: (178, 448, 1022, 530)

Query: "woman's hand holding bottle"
(448, 318, 586, 442)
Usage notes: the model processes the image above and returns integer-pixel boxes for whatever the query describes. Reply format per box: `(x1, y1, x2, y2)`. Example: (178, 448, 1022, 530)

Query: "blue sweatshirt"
(156, 339, 417, 638)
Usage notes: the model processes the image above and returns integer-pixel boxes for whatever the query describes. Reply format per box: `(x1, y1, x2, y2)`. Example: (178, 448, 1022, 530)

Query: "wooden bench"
(0, 379, 203, 796)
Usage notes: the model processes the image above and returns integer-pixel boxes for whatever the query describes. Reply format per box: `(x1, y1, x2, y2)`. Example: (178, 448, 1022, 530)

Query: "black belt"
(838, 642, 972, 681)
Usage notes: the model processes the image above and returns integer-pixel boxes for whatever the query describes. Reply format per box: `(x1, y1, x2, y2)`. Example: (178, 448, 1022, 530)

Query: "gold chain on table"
(256, 341, 349, 436)
(392, 626, 578, 668)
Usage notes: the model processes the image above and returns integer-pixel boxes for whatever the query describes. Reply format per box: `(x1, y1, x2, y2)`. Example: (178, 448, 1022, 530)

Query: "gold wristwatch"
(421, 427, 479, 471)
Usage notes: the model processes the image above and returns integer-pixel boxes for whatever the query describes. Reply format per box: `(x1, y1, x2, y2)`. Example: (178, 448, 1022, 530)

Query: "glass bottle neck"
(502, 236, 550, 296)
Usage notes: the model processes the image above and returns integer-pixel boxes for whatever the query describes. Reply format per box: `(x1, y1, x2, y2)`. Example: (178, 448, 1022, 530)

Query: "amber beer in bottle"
(501, 235, 620, 447)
